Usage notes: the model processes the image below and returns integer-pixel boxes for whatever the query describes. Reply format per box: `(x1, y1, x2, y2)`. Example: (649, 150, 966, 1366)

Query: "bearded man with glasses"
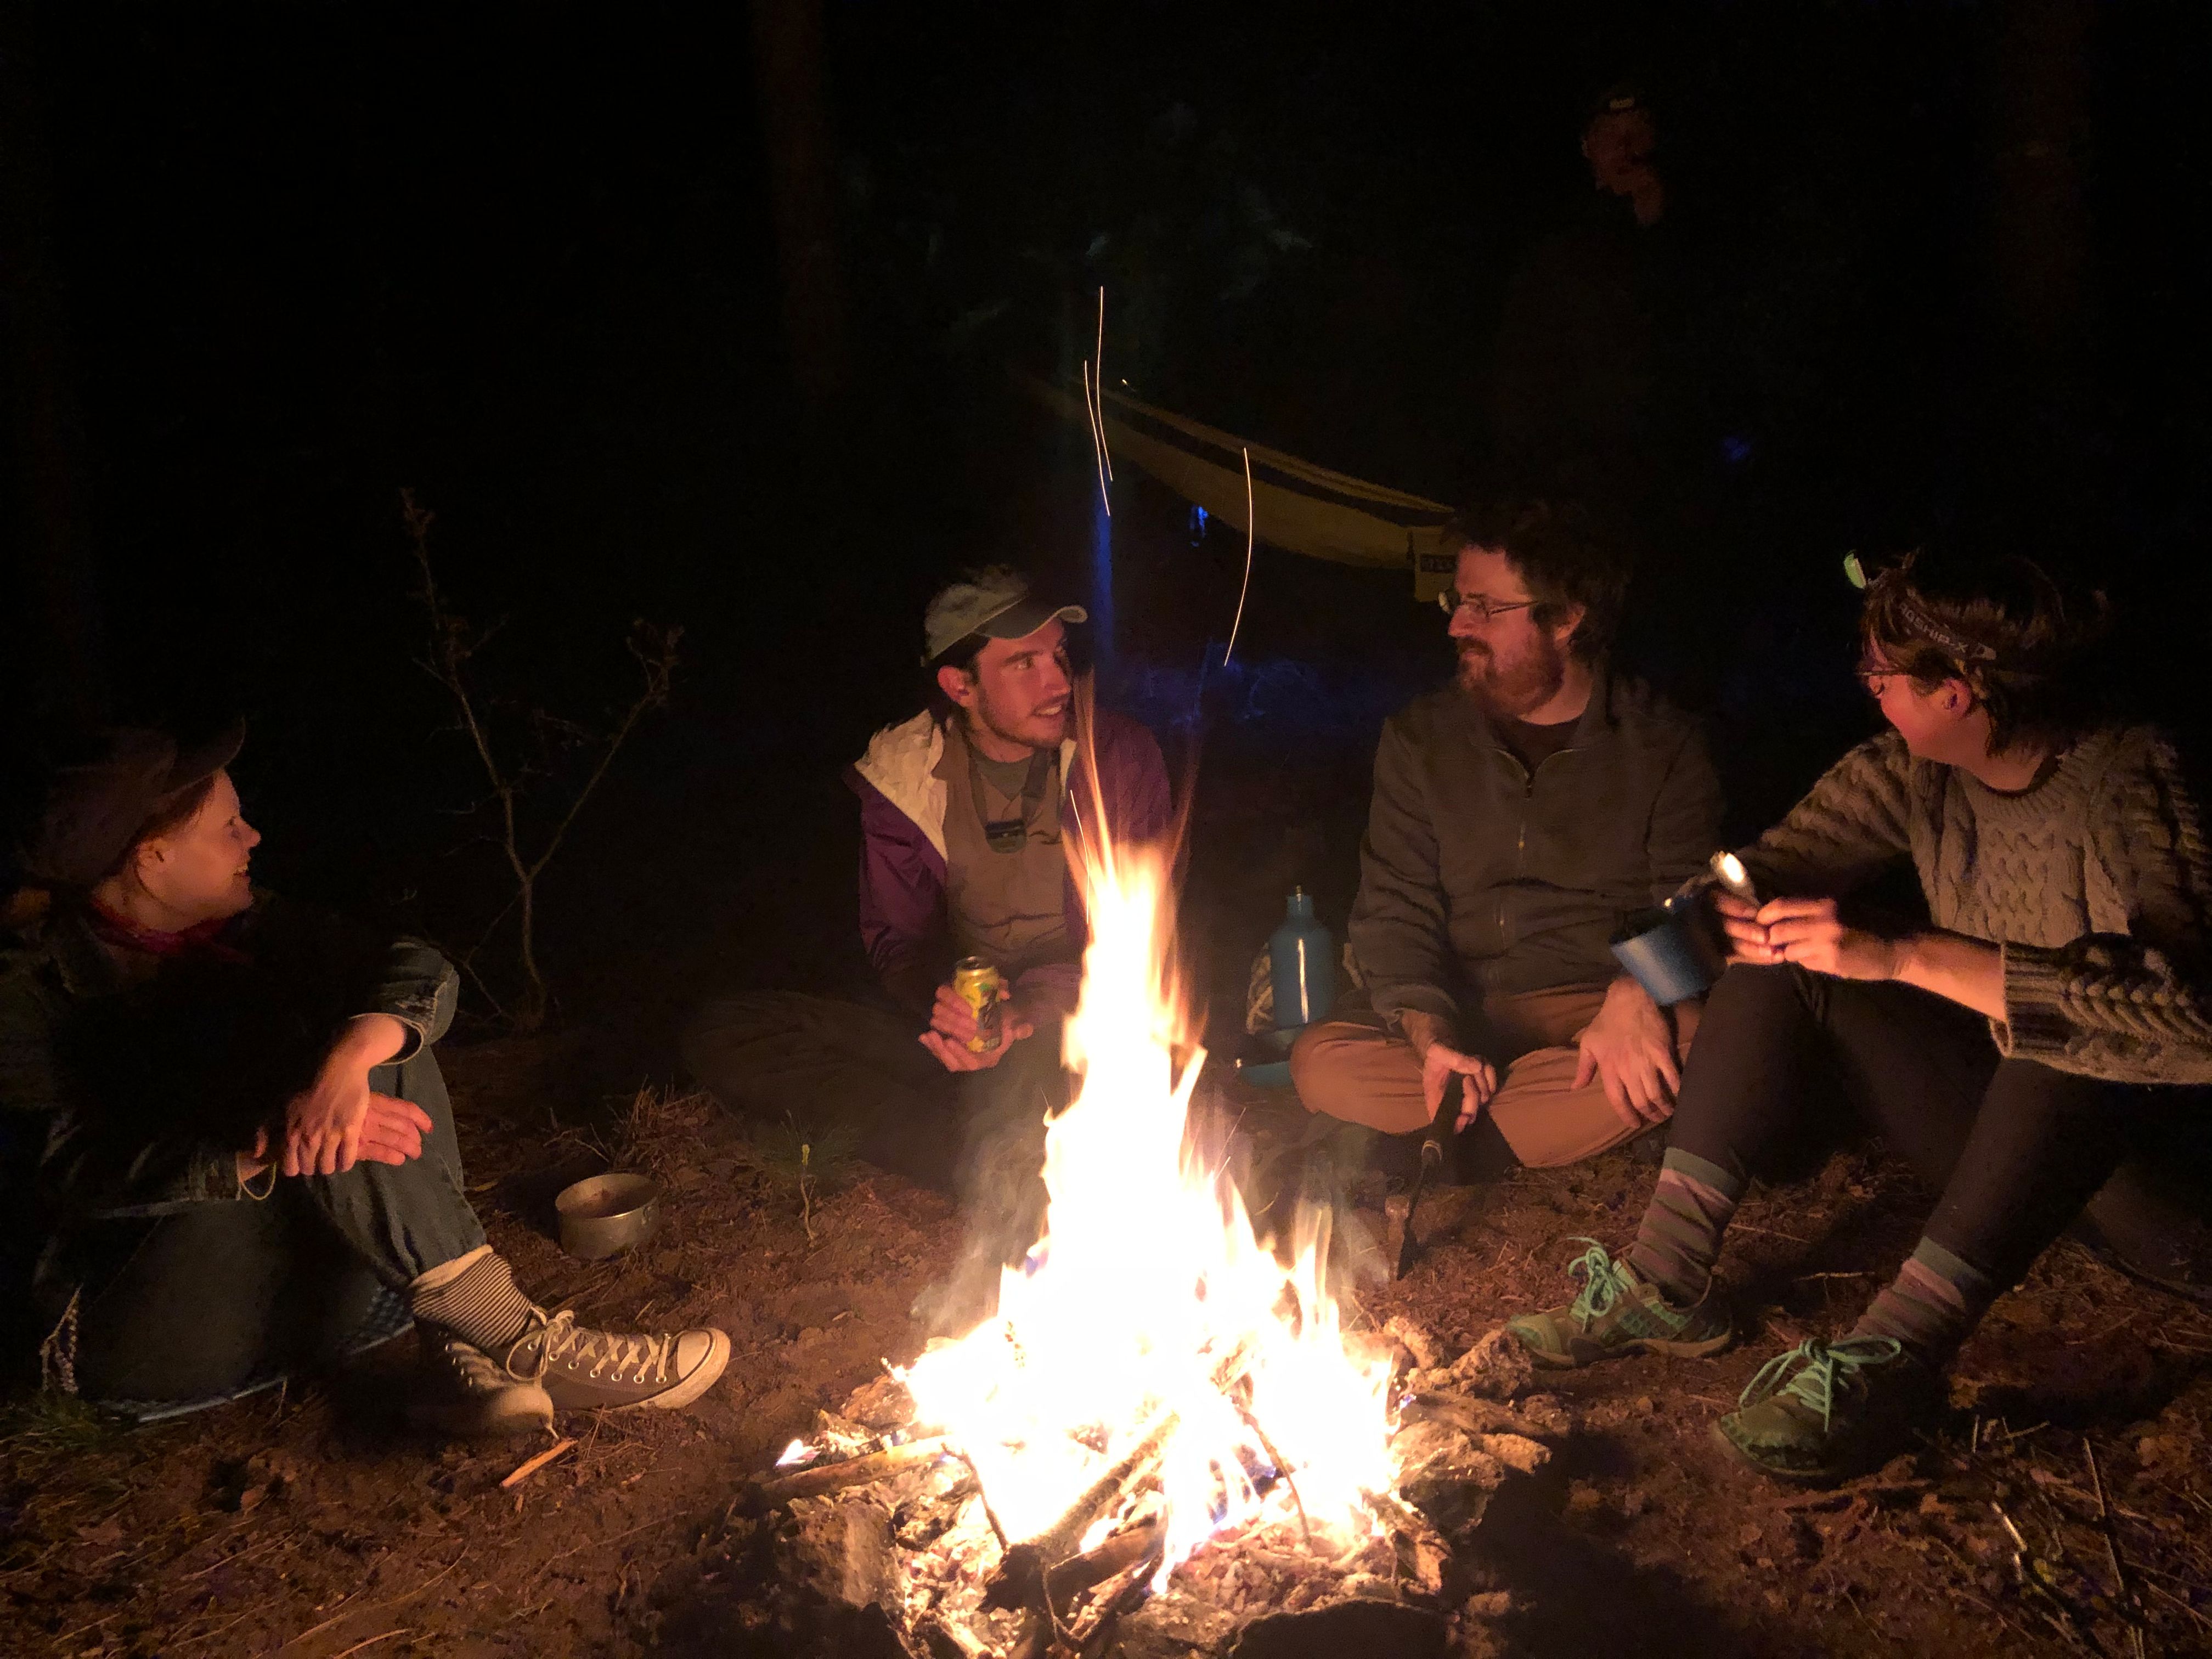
(1290, 499, 1723, 1172)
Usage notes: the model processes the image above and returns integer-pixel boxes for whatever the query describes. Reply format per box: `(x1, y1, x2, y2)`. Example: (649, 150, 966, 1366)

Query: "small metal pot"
(555, 1172, 663, 1261)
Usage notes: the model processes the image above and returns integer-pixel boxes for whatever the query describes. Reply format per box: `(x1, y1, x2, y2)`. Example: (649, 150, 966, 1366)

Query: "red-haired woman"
(2, 726, 727, 1431)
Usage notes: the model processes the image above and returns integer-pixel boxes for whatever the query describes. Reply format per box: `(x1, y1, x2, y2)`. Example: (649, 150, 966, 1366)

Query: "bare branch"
(400, 489, 682, 1031)
(521, 620, 681, 888)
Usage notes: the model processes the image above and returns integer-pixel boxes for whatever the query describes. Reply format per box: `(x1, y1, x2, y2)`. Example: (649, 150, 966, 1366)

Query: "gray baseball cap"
(923, 567, 1087, 665)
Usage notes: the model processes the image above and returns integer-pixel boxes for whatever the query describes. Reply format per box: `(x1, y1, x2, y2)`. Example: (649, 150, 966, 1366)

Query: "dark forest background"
(4, 2, 2208, 1055)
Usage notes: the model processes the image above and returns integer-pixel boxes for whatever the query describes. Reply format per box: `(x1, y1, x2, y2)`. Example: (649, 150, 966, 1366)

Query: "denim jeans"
(69, 1046, 483, 1404)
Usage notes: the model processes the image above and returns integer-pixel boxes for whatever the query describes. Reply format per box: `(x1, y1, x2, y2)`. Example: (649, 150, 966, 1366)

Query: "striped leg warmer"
(1626, 1148, 1743, 1306)
(408, 1245, 537, 1353)
(1852, 1238, 1997, 1370)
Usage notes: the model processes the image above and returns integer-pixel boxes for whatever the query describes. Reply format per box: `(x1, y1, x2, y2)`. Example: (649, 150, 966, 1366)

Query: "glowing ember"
(899, 765, 1396, 1583)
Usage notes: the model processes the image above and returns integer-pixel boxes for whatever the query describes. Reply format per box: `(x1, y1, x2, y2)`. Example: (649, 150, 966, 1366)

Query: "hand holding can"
(953, 956, 1004, 1054)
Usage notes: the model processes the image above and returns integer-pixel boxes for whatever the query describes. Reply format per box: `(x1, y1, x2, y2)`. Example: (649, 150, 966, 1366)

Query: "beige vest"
(938, 720, 1074, 977)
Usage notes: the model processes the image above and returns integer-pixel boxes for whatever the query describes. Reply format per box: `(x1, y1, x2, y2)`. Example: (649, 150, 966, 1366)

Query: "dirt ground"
(5, 1034, 2211, 1659)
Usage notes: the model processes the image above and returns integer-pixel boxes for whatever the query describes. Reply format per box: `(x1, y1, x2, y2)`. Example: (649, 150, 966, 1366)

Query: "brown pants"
(1288, 985, 1701, 1168)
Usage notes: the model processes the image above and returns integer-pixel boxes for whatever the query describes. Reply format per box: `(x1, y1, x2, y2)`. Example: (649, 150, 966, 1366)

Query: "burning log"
(732, 807, 1578, 1656)
(985, 1411, 1177, 1612)
(752, 1358, 1549, 1657)
(1044, 1519, 1165, 1607)
(1056, 1528, 1164, 1655)
(761, 1436, 951, 1503)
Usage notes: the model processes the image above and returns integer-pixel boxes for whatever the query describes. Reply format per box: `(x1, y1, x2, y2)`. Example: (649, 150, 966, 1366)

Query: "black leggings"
(1670, 963, 2157, 1290)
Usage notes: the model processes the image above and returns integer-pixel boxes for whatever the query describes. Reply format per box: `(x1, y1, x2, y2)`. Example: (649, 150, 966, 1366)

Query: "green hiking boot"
(1504, 1239, 1735, 1369)
(1712, 1335, 1931, 1485)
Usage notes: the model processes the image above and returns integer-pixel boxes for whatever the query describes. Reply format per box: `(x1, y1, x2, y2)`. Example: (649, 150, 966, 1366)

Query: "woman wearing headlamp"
(1503, 546, 2212, 1482)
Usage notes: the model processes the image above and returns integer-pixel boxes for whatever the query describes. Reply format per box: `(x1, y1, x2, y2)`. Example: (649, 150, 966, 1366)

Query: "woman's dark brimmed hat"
(18, 720, 246, 888)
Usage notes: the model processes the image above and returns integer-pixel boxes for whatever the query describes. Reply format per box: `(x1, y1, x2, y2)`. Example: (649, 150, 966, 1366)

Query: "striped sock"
(1626, 1149, 1743, 1306)
(1853, 1239, 1997, 1369)
(408, 1247, 537, 1353)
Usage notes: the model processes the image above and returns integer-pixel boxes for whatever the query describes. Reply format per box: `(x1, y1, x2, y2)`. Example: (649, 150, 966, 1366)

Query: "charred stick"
(1230, 1390, 1310, 1549)
(986, 1412, 1178, 1611)
(1029, 1410, 1177, 1563)
(1392, 1077, 1460, 1279)
(1007, 1606, 1052, 1659)
(917, 1617, 990, 1659)
(1207, 1335, 1260, 1395)
(758, 1435, 949, 1502)
(952, 1449, 1010, 1552)
(1062, 1533, 1165, 1654)
(1369, 1489, 1451, 1597)
(1045, 1519, 1164, 1607)
(2083, 1436, 2148, 1656)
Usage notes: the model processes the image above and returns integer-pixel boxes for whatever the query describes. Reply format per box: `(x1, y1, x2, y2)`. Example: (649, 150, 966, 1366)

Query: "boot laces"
(505, 1308, 673, 1386)
(1740, 1335, 1903, 1432)
(1564, 1239, 1635, 1330)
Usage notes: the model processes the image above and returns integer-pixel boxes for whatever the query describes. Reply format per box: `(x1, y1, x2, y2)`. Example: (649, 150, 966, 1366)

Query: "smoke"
(912, 1034, 1072, 1336)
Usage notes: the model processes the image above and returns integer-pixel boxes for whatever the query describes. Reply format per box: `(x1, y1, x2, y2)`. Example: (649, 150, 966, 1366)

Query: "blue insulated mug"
(1610, 896, 1722, 1006)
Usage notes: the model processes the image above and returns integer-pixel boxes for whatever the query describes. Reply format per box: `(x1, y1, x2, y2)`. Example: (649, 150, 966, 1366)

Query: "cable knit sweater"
(1738, 725, 2212, 1085)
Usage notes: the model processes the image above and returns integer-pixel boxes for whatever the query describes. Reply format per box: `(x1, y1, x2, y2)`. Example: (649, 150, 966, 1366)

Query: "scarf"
(86, 899, 252, 964)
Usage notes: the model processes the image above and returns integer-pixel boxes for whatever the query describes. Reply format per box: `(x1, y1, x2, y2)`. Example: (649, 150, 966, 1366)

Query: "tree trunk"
(1979, 0, 2099, 527)
(0, 5, 106, 735)
(749, 0, 848, 416)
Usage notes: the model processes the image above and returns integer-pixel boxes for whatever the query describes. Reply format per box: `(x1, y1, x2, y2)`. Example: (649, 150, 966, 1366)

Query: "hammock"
(1019, 371, 1458, 602)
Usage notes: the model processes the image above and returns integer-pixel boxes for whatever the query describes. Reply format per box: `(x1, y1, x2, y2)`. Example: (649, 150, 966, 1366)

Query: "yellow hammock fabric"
(1019, 371, 1458, 602)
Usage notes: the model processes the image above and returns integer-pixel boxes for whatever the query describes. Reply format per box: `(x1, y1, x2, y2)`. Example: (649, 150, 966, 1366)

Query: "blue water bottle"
(1268, 887, 1336, 1030)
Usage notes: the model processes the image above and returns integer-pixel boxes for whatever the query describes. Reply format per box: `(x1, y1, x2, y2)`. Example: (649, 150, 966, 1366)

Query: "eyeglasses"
(1855, 663, 1899, 695)
(1436, 589, 1536, 622)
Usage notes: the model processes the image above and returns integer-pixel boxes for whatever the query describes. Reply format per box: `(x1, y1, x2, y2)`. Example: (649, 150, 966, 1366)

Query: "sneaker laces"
(1739, 1335, 1903, 1432)
(433, 1334, 519, 1391)
(503, 1307, 673, 1386)
(1564, 1238, 1637, 1330)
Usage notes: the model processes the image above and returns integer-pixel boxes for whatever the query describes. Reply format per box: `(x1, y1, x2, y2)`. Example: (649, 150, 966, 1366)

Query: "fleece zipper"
(1493, 742, 1579, 943)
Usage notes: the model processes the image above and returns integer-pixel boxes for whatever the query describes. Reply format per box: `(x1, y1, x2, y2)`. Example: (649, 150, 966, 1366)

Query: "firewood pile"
(745, 1321, 1567, 1658)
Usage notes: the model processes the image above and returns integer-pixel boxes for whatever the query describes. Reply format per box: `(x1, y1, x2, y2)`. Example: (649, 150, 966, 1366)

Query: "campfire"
(752, 776, 1563, 1656)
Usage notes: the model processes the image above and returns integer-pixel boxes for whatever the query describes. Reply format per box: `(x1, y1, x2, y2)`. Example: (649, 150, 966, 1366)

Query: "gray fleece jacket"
(1350, 667, 1723, 1026)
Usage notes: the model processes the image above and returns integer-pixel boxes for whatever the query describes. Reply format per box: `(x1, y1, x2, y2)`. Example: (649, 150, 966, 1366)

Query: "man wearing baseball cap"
(684, 567, 1171, 1322)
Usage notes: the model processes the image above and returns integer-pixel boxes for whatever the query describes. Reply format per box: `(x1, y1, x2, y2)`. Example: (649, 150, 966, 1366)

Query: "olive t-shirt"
(972, 751, 1034, 798)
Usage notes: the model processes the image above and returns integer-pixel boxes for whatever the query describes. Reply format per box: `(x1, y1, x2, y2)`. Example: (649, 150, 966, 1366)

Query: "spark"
(1223, 445, 1256, 667)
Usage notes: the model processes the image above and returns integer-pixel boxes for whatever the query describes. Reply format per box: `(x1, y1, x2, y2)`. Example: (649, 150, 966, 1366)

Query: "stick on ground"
(500, 1437, 578, 1491)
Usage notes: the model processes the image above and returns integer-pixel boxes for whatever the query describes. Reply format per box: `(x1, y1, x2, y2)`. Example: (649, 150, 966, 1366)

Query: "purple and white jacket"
(845, 708, 1173, 1015)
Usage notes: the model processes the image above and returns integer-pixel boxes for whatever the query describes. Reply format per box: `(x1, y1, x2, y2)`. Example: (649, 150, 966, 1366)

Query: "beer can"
(953, 956, 1003, 1054)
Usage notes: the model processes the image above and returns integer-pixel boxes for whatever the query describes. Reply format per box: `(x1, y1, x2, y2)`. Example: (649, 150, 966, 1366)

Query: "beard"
(1456, 633, 1568, 721)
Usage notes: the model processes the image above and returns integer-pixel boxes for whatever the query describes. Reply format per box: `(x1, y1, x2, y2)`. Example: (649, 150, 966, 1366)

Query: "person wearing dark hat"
(2, 726, 730, 1431)
(1581, 81, 1665, 229)
(683, 567, 1171, 1323)
(1488, 74, 1713, 563)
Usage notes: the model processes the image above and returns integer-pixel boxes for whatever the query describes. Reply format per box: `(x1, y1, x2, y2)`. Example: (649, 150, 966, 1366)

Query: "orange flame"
(901, 692, 1395, 1576)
